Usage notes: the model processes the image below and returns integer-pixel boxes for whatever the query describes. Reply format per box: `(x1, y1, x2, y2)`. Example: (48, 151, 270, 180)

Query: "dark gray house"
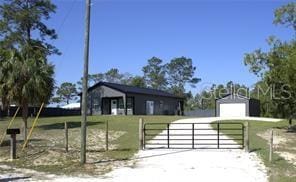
(216, 94, 260, 117)
(83, 82, 184, 115)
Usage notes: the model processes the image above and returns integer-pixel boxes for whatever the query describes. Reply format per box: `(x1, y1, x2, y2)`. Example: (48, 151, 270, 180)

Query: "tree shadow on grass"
(274, 125, 296, 133)
(37, 121, 104, 130)
(109, 148, 135, 152)
(249, 148, 262, 153)
(1, 139, 43, 147)
(0, 176, 31, 182)
(91, 149, 193, 164)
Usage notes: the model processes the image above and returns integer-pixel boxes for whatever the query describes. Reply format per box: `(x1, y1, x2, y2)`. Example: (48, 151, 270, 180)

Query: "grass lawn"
(212, 120, 296, 182)
(0, 115, 185, 175)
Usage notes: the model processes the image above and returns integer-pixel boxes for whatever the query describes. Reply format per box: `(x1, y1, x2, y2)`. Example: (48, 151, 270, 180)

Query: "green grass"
(212, 120, 296, 182)
(0, 115, 185, 175)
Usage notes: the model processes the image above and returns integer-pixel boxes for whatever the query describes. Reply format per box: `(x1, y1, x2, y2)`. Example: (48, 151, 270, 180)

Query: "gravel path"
(100, 117, 271, 182)
(0, 117, 281, 181)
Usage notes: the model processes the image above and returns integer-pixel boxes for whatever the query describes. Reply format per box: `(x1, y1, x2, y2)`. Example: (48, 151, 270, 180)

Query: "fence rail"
(144, 122, 244, 150)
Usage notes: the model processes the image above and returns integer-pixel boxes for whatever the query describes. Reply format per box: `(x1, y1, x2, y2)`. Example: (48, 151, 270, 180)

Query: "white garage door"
(220, 103, 246, 117)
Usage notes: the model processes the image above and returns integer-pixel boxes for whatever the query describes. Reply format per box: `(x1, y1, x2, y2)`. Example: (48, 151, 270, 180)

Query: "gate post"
(65, 122, 68, 152)
(105, 120, 109, 151)
(217, 122, 220, 149)
(192, 123, 195, 149)
(139, 118, 144, 150)
(244, 121, 249, 152)
(269, 129, 273, 162)
(167, 123, 170, 149)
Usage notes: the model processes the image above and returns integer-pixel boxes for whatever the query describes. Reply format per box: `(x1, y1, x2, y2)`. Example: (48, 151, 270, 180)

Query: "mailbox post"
(6, 128, 20, 160)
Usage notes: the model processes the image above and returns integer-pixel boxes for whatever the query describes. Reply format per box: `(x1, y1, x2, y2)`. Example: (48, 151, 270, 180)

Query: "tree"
(244, 39, 296, 118)
(105, 68, 122, 83)
(120, 73, 133, 85)
(274, 2, 296, 32)
(56, 82, 78, 104)
(89, 73, 104, 84)
(166, 57, 200, 96)
(0, 0, 59, 140)
(0, 49, 12, 116)
(142, 57, 167, 90)
(194, 82, 249, 110)
(244, 3, 296, 118)
(77, 74, 93, 91)
(0, 0, 60, 55)
(5, 50, 55, 140)
(129, 76, 146, 87)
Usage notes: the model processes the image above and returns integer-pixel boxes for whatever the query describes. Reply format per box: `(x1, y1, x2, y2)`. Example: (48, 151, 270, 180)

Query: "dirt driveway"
(99, 117, 276, 182)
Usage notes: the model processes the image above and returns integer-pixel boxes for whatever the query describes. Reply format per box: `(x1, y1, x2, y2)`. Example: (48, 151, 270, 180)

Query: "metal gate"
(143, 122, 244, 149)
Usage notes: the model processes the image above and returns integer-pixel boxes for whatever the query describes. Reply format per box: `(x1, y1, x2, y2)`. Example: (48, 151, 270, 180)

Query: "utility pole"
(81, 0, 91, 164)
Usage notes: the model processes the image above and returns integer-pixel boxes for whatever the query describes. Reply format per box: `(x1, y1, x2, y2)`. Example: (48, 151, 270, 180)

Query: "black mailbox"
(7, 128, 20, 135)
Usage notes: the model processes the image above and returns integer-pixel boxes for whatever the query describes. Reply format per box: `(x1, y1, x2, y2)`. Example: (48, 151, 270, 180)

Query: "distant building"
(62, 103, 81, 109)
(82, 82, 184, 115)
(216, 94, 260, 117)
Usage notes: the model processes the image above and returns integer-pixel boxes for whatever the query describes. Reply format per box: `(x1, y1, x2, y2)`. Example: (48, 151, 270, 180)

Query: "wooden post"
(6, 129, 20, 160)
(139, 118, 144, 150)
(80, 0, 91, 165)
(269, 129, 273, 162)
(244, 121, 249, 152)
(65, 122, 68, 152)
(10, 134, 17, 159)
(105, 120, 109, 151)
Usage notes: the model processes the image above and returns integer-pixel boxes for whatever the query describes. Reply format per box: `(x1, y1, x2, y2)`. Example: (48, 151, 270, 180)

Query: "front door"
(111, 99, 118, 115)
(102, 98, 110, 115)
(146, 101, 154, 115)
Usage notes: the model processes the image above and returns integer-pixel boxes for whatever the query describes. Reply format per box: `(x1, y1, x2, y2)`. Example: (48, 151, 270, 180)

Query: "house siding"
(84, 83, 184, 116)
(249, 99, 261, 117)
(87, 85, 125, 115)
(127, 93, 182, 115)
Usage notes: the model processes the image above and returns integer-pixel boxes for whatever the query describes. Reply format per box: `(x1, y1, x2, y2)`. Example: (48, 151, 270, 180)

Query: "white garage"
(216, 94, 260, 117)
(219, 103, 247, 117)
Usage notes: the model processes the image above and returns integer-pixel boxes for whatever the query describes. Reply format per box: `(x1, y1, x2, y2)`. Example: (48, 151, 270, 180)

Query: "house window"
(118, 98, 124, 109)
(160, 100, 164, 109)
(94, 104, 100, 111)
(127, 97, 134, 109)
(92, 97, 100, 112)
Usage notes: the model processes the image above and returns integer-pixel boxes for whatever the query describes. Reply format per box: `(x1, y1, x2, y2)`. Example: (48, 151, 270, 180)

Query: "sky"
(48, 0, 294, 94)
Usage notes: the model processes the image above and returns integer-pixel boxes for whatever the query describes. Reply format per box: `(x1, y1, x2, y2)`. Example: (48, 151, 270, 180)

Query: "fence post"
(139, 118, 144, 150)
(10, 133, 17, 160)
(167, 123, 170, 149)
(244, 121, 249, 152)
(269, 129, 273, 162)
(192, 123, 195, 149)
(105, 120, 109, 151)
(65, 122, 68, 152)
(217, 122, 220, 149)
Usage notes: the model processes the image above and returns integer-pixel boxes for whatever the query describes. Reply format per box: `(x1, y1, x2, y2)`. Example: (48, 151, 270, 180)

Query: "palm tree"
(4, 48, 54, 140)
(0, 49, 13, 116)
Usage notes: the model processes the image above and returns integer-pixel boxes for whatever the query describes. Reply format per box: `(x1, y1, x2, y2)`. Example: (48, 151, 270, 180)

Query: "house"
(216, 94, 260, 117)
(61, 103, 81, 109)
(83, 82, 184, 115)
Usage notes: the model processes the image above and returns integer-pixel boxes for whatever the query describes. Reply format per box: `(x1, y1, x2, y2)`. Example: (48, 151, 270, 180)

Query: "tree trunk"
(1, 96, 9, 117)
(22, 102, 29, 142)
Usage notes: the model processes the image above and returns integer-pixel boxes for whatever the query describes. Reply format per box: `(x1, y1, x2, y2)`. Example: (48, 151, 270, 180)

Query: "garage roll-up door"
(219, 103, 246, 117)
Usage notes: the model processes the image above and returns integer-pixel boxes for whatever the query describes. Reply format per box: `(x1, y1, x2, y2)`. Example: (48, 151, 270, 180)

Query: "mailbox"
(6, 128, 20, 160)
(7, 129, 20, 135)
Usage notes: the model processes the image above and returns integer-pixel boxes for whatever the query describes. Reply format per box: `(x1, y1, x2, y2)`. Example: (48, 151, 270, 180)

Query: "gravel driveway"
(100, 117, 281, 182)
